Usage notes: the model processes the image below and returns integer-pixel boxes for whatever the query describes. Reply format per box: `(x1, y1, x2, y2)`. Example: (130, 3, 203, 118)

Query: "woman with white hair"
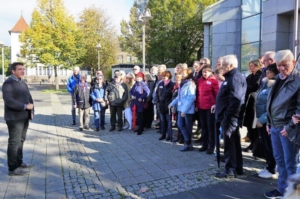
(123, 72, 135, 130)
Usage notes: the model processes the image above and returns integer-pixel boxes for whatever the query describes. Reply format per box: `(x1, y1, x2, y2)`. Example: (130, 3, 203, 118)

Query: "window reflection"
(242, 0, 260, 18)
(241, 42, 260, 71)
(242, 15, 260, 44)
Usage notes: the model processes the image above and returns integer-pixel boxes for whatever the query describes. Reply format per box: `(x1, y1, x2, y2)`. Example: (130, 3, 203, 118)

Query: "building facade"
(203, 0, 300, 72)
(9, 16, 72, 83)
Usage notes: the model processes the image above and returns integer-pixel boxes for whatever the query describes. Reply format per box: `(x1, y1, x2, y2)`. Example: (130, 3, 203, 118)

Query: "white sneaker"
(123, 123, 129, 130)
(257, 167, 266, 175)
(258, 170, 276, 178)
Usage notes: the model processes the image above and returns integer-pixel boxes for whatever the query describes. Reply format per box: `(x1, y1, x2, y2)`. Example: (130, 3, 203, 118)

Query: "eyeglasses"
(200, 63, 205, 65)
(133, 69, 137, 71)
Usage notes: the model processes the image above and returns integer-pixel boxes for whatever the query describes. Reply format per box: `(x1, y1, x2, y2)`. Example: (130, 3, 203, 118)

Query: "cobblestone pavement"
(0, 85, 269, 199)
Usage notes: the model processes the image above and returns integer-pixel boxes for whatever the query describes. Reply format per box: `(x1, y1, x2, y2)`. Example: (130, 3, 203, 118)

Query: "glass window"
(241, 42, 260, 71)
(241, 15, 260, 44)
(242, 0, 260, 18)
(118, 56, 123, 63)
(127, 55, 131, 63)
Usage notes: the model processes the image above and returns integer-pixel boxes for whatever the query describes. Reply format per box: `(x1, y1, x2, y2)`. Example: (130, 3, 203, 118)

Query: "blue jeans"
(159, 113, 171, 136)
(177, 112, 193, 144)
(270, 126, 297, 194)
(94, 109, 105, 128)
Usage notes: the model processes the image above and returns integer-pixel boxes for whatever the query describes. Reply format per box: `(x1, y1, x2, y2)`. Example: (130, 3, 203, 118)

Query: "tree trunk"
(54, 65, 59, 90)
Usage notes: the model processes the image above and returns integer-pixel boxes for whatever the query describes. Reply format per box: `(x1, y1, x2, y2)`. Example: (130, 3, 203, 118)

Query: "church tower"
(9, 16, 29, 63)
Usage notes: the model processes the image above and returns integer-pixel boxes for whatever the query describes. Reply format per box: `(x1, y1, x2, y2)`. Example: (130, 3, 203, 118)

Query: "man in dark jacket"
(91, 69, 103, 88)
(67, 66, 80, 125)
(2, 62, 34, 176)
(105, 72, 128, 131)
(264, 50, 300, 199)
(212, 55, 247, 178)
(73, 74, 91, 131)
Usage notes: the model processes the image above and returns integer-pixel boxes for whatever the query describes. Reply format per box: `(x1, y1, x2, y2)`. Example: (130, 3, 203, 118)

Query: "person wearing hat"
(90, 74, 107, 131)
(105, 72, 128, 131)
(130, 72, 150, 135)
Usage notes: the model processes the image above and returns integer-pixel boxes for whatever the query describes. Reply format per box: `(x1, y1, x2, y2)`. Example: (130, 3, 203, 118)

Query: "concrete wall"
(10, 32, 21, 63)
(203, 0, 242, 67)
(262, 0, 300, 54)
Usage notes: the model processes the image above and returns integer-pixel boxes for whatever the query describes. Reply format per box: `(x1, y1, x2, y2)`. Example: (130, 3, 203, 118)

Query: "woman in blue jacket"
(90, 75, 106, 131)
(169, 70, 196, 151)
(256, 63, 279, 178)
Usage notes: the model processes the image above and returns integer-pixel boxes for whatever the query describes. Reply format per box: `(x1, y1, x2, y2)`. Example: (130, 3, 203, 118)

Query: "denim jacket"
(170, 80, 196, 114)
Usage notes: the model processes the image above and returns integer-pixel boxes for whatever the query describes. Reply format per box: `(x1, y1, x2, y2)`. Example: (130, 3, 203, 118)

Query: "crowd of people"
(63, 49, 300, 199)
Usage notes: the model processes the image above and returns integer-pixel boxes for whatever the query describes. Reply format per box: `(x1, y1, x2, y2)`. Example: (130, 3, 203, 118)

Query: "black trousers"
(259, 124, 276, 174)
(137, 112, 144, 132)
(247, 126, 258, 147)
(217, 120, 243, 173)
(6, 119, 29, 171)
(199, 109, 215, 149)
(143, 102, 154, 128)
(110, 106, 123, 128)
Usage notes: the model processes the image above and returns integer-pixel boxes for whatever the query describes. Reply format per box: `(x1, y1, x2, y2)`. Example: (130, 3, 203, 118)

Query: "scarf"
(172, 83, 179, 92)
(164, 79, 170, 86)
(79, 82, 89, 92)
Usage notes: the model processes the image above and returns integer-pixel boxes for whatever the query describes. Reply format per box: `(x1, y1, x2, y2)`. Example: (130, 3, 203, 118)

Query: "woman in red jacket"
(196, 65, 219, 154)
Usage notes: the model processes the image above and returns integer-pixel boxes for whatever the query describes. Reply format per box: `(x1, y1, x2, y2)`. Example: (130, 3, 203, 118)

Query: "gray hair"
(200, 57, 211, 65)
(274, 50, 294, 63)
(181, 63, 188, 69)
(73, 66, 80, 71)
(158, 64, 167, 71)
(222, 55, 238, 68)
(264, 51, 276, 61)
(126, 72, 135, 79)
(119, 70, 126, 77)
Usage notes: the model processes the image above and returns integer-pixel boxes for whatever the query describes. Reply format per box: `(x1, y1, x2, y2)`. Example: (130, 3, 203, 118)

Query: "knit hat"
(136, 72, 144, 79)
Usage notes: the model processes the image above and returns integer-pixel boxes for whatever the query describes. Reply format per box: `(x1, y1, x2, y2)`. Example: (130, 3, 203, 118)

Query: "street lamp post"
(0, 40, 5, 83)
(96, 43, 101, 70)
(138, 9, 152, 72)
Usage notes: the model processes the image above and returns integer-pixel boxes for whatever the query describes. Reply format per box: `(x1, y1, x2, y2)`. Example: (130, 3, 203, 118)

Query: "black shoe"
(159, 135, 166, 140)
(137, 131, 143, 135)
(20, 162, 34, 168)
(109, 127, 115, 131)
(206, 148, 214, 155)
(236, 169, 244, 176)
(84, 126, 90, 130)
(100, 126, 105, 130)
(8, 168, 29, 176)
(198, 146, 208, 152)
(79, 127, 83, 131)
(134, 129, 139, 132)
(178, 139, 184, 144)
(166, 136, 170, 141)
(264, 189, 283, 199)
(117, 128, 122, 132)
(72, 121, 76, 125)
(95, 128, 99, 131)
(194, 138, 203, 144)
(215, 171, 236, 179)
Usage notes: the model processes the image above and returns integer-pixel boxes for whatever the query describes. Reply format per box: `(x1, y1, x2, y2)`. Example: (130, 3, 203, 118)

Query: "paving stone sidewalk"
(0, 85, 275, 199)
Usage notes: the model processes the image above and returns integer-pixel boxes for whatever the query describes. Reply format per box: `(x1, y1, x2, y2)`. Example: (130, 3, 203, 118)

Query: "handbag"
(252, 138, 266, 159)
(287, 125, 300, 146)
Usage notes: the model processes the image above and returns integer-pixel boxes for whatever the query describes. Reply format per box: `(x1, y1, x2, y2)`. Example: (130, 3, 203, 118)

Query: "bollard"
(40, 81, 41, 86)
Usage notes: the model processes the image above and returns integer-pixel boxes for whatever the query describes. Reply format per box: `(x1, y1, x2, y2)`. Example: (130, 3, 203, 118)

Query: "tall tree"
(20, 0, 84, 90)
(77, 6, 119, 73)
(147, 0, 218, 66)
(0, 46, 11, 76)
(119, 0, 148, 61)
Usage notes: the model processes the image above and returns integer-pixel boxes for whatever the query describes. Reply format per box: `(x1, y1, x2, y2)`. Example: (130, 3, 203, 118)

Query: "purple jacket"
(130, 81, 149, 112)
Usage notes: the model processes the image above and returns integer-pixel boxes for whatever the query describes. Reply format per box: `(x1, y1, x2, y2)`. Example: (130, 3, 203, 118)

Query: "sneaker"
(264, 189, 283, 199)
(259, 170, 276, 179)
(257, 168, 267, 174)
(8, 168, 29, 176)
(123, 123, 129, 130)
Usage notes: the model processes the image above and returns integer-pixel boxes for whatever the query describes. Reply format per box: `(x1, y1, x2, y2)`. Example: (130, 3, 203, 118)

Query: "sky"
(0, 0, 134, 46)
